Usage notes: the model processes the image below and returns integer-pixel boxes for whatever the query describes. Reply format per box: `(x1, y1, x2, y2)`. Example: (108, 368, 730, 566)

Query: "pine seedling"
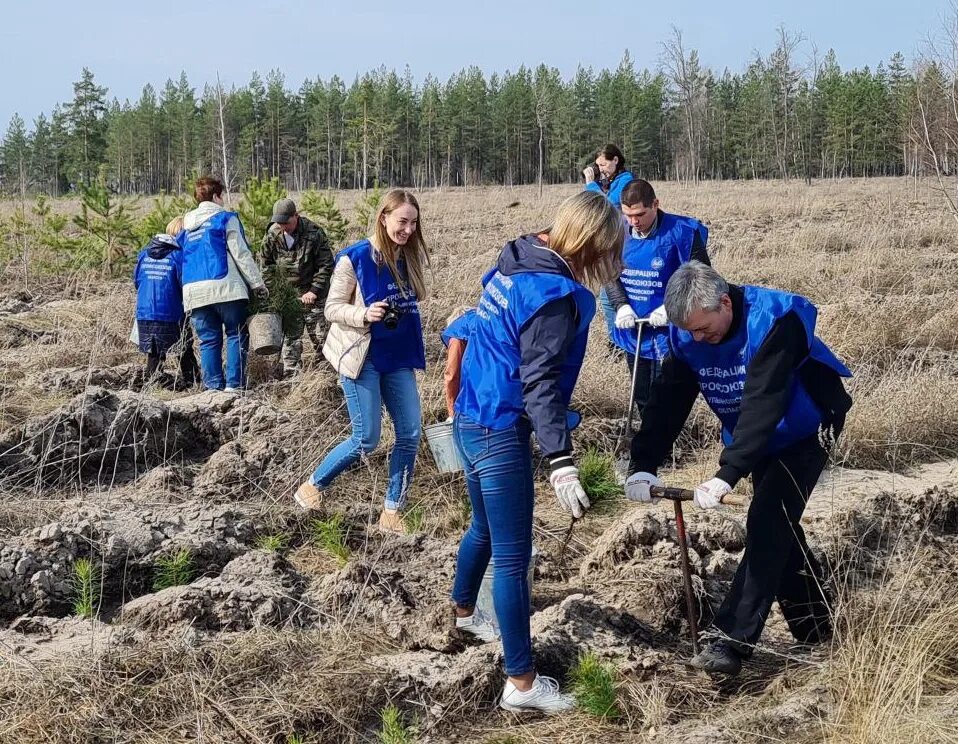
(256, 533, 290, 553)
(404, 504, 426, 534)
(238, 176, 287, 247)
(353, 182, 384, 236)
(378, 704, 416, 744)
(577, 448, 624, 510)
(570, 652, 622, 721)
(152, 548, 195, 591)
(311, 514, 350, 566)
(71, 557, 99, 619)
(300, 189, 349, 248)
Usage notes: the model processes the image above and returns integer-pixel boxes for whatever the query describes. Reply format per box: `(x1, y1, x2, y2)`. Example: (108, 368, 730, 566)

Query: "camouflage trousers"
(282, 304, 328, 372)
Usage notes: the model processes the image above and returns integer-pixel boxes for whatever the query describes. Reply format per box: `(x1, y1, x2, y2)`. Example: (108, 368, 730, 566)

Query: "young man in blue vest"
(604, 179, 709, 416)
(625, 261, 852, 675)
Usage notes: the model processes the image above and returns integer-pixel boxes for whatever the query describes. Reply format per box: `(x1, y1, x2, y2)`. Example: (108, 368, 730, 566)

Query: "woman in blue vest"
(180, 177, 267, 392)
(450, 191, 624, 714)
(626, 261, 853, 677)
(132, 216, 200, 388)
(583, 144, 634, 352)
(295, 189, 429, 534)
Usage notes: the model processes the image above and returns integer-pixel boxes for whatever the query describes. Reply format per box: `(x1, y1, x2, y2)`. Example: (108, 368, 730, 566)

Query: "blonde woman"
(295, 190, 429, 533)
(450, 191, 624, 713)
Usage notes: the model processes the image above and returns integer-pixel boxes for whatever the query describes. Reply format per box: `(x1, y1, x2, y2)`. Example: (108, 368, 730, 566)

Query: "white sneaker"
(500, 675, 575, 714)
(455, 612, 498, 642)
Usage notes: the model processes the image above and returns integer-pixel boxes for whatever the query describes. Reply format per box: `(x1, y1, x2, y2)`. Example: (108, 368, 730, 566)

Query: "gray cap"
(270, 198, 297, 224)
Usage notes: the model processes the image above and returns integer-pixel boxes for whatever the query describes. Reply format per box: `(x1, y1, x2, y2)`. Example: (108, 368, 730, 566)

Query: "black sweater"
(629, 285, 852, 486)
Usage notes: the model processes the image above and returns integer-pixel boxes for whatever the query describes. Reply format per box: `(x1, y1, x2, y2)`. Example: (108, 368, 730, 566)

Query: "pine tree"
(65, 68, 108, 186)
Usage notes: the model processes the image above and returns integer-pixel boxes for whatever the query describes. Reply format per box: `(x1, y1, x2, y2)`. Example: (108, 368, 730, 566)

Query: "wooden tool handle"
(649, 485, 746, 507)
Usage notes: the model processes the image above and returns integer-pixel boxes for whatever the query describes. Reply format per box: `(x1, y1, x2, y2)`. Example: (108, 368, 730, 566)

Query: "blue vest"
(612, 212, 706, 359)
(441, 309, 476, 348)
(455, 266, 596, 430)
(134, 245, 185, 323)
(179, 211, 238, 285)
(341, 239, 425, 373)
(671, 286, 852, 454)
(584, 170, 635, 208)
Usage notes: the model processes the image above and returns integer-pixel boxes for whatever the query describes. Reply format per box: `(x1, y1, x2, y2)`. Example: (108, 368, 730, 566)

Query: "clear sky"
(0, 0, 948, 130)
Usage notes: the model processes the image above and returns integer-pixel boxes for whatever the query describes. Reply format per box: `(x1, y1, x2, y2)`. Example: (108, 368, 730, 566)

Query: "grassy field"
(0, 178, 956, 743)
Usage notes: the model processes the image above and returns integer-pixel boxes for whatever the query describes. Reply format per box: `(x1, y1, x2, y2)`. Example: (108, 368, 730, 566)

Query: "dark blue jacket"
(133, 235, 185, 323)
(456, 236, 595, 458)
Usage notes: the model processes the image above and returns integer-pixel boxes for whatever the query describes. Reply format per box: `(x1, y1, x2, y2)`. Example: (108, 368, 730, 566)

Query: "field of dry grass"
(0, 178, 956, 743)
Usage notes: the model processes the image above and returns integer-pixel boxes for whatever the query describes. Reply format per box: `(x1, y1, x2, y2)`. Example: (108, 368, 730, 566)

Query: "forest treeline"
(0, 27, 954, 196)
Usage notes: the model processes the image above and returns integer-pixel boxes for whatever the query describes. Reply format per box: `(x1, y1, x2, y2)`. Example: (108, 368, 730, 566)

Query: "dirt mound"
(309, 534, 459, 651)
(37, 363, 146, 394)
(0, 387, 291, 489)
(530, 593, 663, 678)
(0, 502, 262, 619)
(121, 550, 311, 631)
(0, 614, 138, 661)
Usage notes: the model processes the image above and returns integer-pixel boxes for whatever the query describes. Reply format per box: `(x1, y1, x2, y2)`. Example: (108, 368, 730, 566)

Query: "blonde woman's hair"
(545, 191, 624, 288)
(371, 189, 430, 300)
(165, 216, 184, 236)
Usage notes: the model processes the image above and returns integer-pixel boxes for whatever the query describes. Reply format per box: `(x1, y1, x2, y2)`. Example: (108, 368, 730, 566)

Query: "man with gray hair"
(624, 261, 852, 675)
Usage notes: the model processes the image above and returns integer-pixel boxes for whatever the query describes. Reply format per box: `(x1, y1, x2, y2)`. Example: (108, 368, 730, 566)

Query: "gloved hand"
(693, 477, 732, 509)
(253, 285, 269, 300)
(614, 305, 639, 330)
(625, 471, 663, 502)
(648, 305, 669, 328)
(549, 466, 591, 518)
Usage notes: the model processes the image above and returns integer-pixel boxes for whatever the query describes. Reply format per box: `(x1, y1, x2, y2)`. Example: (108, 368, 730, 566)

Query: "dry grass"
(0, 178, 956, 743)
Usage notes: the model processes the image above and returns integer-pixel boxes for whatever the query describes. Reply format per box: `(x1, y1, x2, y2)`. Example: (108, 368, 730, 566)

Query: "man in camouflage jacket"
(261, 198, 335, 375)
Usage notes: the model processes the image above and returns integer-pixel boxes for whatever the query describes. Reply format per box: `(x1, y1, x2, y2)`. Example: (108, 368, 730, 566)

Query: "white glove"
(614, 305, 638, 330)
(648, 305, 668, 327)
(625, 471, 663, 503)
(550, 466, 590, 518)
(693, 477, 732, 510)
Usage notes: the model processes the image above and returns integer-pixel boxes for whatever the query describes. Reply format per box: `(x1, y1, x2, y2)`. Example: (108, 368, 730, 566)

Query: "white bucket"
(474, 547, 538, 639)
(248, 313, 284, 355)
(424, 420, 464, 473)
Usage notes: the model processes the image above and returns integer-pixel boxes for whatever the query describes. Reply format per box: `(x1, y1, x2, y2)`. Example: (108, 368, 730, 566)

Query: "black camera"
(382, 302, 403, 330)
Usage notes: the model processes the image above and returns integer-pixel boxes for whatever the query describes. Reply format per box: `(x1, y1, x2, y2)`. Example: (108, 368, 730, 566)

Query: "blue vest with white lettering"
(671, 286, 851, 454)
(455, 266, 596, 430)
(441, 309, 476, 348)
(134, 246, 185, 323)
(341, 239, 425, 373)
(178, 211, 238, 285)
(611, 212, 707, 359)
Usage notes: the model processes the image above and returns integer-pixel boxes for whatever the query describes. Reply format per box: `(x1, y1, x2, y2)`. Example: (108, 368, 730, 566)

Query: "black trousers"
(625, 353, 662, 415)
(715, 436, 831, 655)
(145, 326, 200, 386)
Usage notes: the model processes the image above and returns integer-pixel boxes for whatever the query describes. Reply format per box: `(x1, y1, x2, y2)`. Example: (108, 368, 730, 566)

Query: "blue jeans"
(451, 415, 534, 676)
(598, 287, 616, 340)
(310, 363, 421, 510)
(190, 300, 249, 390)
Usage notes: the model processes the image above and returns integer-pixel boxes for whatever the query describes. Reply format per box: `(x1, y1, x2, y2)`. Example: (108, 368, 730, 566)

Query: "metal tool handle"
(622, 317, 649, 440)
(650, 485, 747, 507)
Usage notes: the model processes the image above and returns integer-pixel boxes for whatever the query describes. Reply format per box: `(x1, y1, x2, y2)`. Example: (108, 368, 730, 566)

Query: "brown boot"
(378, 508, 406, 534)
(294, 481, 322, 511)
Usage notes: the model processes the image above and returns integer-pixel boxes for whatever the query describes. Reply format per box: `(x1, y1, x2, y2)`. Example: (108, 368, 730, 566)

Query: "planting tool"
(614, 317, 649, 480)
(649, 486, 747, 656)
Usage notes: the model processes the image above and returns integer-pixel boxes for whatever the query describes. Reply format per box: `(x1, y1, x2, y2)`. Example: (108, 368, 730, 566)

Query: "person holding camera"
(294, 189, 429, 534)
(582, 144, 634, 350)
(449, 191, 625, 713)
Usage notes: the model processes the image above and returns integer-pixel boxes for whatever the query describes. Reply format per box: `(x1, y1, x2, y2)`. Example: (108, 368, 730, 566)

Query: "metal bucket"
(248, 313, 284, 355)
(424, 420, 464, 473)
(473, 547, 538, 639)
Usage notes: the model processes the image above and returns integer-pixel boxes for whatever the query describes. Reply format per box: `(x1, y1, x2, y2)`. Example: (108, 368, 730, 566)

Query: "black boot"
(690, 640, 743, 676)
